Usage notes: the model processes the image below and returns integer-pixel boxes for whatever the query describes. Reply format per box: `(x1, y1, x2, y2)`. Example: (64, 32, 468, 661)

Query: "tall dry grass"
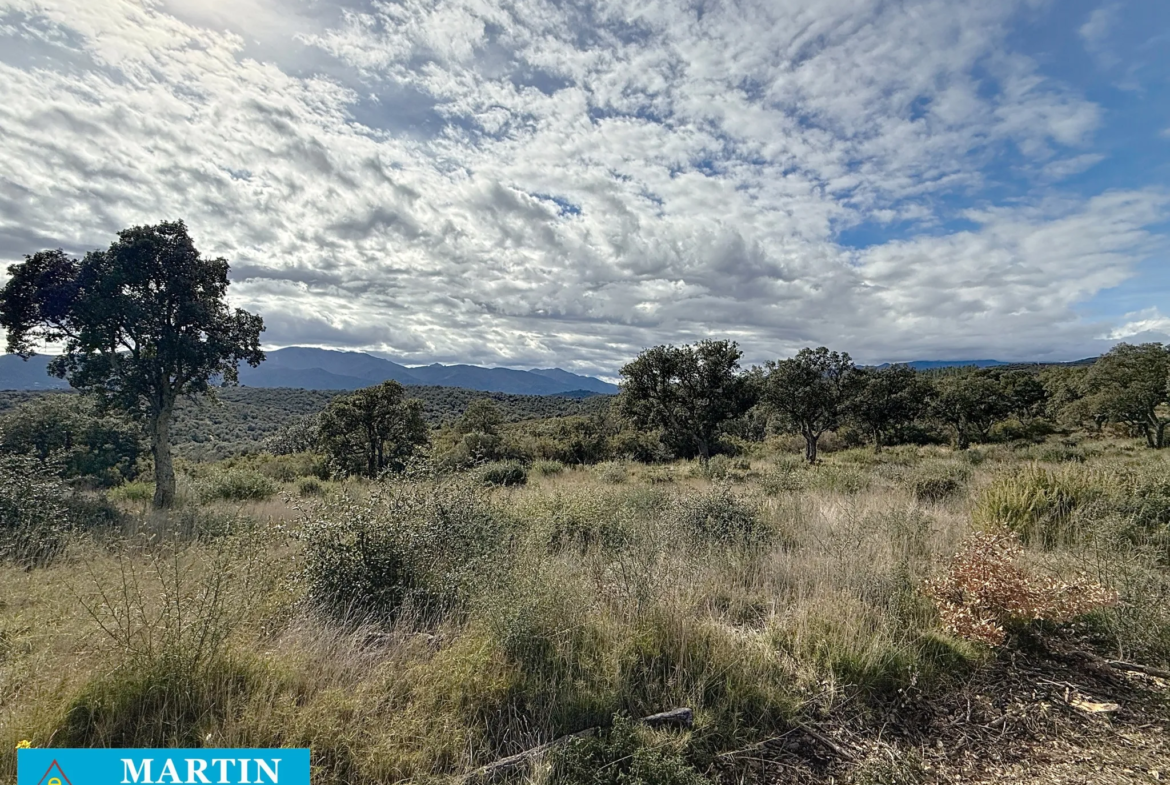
(1, 439, 1168, 782)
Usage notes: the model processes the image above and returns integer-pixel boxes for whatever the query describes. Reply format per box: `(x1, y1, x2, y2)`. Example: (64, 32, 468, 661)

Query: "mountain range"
(0, 349, 1099, 394)
(0, 347, 620, 396)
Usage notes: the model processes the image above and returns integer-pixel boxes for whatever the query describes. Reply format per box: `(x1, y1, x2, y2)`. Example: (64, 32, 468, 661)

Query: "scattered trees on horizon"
(0, 221, 264, 507)
(2, 216, 1168, 486)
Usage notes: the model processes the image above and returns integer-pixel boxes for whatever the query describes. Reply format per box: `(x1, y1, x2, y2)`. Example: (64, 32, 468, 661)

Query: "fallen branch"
(1106, 660, 1170, 680)
(462, 708, 693, 783)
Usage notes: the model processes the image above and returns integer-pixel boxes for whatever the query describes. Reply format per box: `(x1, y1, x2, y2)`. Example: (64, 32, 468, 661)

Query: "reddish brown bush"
(924, 530, 1117, 646)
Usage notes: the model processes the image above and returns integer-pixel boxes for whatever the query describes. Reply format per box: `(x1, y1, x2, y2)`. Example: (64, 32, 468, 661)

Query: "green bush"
(705, 454, 751, 481)
(479, 460, 528, 487)
(300, 478, 506, 620)
(907, 465, 970, 504)
(197, 468, 277, 503)
(674, 484, 764, 545)
(297, 477, 325, 496)
(974, 464, 1108, 546)
(109, 480, 154, 503)
(531, 459, 566, 477)
(0, 454, 72, 566)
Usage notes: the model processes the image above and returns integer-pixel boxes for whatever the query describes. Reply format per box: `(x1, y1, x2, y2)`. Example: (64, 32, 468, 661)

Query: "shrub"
(550, 716, 710, 785)
(0, 454, 72, 566)
(757, 456, 804, 495)
(531, 459, 565, 477)
(300, 478, 506, 620)
(57, 543, 267, 746)
(297, 477, 324, 496)
(974, 464, 1107, 546)
(479, 460, 528, 487)
(594, 461, 628, 484)
(907, 465, 970, 504)
(924, 530, 1117, 646)
(109, 480, 154, 504)
(806, 464, 869, 494)
(674, 484, 764, 545)
(705, 454, 751, 481)
(197, 468, 277, 503)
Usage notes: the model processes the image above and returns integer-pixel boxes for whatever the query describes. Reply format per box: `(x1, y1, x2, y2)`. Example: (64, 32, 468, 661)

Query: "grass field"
(3, 436, 1170, 783)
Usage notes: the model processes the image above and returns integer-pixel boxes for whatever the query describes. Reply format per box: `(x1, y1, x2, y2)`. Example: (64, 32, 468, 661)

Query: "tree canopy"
(847, 364, 929, 452)
(0, 221, 264, 506)
(763, 347, 860, 462)
(619, 340, 753, 462)
(319, 380, 429, 477)
(1081, 342, 1170, 448)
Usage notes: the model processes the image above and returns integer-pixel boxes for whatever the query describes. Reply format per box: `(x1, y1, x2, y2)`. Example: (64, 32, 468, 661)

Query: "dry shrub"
(924, 530, 1117, 646)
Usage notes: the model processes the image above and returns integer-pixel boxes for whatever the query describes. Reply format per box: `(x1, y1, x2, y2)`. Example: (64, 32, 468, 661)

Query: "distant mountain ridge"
(0, 350, 1098, 393)
(0, 347, 619, 395)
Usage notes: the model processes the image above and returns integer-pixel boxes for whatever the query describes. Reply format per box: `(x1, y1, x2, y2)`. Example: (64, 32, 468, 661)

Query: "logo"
(36, 761, 73, 785)
(17, 749, 310, 785)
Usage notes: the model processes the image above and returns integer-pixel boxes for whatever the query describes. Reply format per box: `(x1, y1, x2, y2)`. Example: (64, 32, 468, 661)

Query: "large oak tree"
(0, 221, 264, 508)
(1082, 342, 1170, 448)
(763, 347, 861, 463)
(619, 340, 753, 463)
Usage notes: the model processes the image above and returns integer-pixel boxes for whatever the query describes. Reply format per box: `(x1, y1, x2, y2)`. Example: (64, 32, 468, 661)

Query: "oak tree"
(763, 347, 861, 463)
(0, 221, 264, 507)
(319, 380, 429, 477)
(619, 340, 753, 463)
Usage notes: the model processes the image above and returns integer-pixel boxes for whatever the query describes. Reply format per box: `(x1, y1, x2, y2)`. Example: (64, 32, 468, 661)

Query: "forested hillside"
(0, 387, 613, 460)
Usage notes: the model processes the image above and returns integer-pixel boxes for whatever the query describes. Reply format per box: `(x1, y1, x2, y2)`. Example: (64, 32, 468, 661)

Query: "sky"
(0, 0, 1167, 376)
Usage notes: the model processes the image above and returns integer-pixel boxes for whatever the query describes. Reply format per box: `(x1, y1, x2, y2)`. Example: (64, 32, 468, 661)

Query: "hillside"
(0, 386, 614, 460)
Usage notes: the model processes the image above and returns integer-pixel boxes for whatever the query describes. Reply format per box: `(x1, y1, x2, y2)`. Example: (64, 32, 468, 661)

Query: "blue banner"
(17, 749, 310, 785)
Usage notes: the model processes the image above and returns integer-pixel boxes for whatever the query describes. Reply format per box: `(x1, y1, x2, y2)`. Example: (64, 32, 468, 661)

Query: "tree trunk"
(1157, 421, 1167, 449)
(150, 406, 176, 509)
(872, 428, 883, 454)
(697, 437, 710, 465)
(955, 427, 969, 451)
(804, 432, 818, 464)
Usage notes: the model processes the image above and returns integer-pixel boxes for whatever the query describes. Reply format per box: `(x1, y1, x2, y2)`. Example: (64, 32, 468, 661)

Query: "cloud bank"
(0, 0, 1166, 374)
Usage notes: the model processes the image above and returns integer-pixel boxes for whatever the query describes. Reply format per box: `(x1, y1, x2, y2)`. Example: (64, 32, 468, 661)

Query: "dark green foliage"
(301, 479, 506, 620)
(763, 347, 862, 463)
(1081, 342, 1170, 448)
(0, 388, 614, 461)
(0, 454, 72, 566)
(457, 398, 504, 435)
(0, 393, 143, 485)
(319, 381, 429, 478)
(848, 364, 929, 452)
(908, 467, 969, 503)
(479, 460, 529, 487)
(0, 222, 265, 508)
(550, 716, 711, 785)
(928, 370, 1013, 449)
(620, 341, 754, 463)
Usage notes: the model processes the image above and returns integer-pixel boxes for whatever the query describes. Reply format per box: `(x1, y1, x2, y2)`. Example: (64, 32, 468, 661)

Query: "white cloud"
(1106, 308, 1170, 341)
(0, 0, 1162, 373)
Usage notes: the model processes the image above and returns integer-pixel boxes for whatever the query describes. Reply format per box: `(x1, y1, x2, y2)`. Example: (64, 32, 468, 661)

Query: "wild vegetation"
(3, 226, 1170, 782)
(2, 342, 1170, 783)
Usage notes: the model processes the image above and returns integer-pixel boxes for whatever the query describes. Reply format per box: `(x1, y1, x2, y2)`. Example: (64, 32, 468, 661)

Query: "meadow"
(3, 432, 1169, 784)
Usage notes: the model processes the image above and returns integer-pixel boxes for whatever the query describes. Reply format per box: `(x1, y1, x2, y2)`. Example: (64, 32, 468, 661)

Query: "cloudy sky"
(1, 0, 1167, 375)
